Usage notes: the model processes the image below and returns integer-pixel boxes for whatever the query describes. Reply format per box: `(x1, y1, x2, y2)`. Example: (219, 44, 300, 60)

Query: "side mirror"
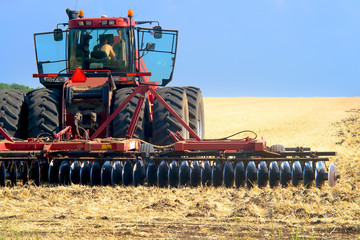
(145, 43, 155, 51)
(54, 29, 63, 41)
(153, 26, 162, 39)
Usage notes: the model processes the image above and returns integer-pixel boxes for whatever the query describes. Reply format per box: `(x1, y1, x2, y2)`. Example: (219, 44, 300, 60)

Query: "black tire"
(184, 87, 205, 139)
(112, 88, 146, 140)
(27, 89, 61, 138)
(152, 87, 189, 145)
(0, 90, 26, 139)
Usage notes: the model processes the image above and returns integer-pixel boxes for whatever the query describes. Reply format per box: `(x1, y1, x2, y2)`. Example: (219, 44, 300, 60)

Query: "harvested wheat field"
(1, 97, 360, 239)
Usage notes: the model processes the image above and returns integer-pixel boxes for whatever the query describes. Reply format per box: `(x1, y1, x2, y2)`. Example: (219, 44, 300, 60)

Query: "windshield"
(69, 28, 130, 72)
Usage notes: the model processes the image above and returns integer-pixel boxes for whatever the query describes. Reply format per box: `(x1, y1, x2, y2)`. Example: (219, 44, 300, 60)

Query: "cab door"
(34, 30, 68, 85)
(137, 28, 178, 86)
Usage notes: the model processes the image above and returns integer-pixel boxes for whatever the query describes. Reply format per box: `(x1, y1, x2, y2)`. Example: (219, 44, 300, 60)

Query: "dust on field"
(1, 97, 360, 239)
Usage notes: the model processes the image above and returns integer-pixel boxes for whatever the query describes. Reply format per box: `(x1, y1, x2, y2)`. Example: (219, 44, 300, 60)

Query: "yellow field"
(1, 97, 360, 239)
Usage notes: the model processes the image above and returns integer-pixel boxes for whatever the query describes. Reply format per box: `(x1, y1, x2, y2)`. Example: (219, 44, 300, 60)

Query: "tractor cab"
(33, 9, 178, 87)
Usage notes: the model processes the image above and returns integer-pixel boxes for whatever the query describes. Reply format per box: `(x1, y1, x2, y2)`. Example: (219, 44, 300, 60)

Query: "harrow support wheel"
(328, 163, 338, 187)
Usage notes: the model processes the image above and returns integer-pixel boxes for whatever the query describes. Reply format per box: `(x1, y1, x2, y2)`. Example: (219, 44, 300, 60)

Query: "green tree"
(0, 83, 33, 93)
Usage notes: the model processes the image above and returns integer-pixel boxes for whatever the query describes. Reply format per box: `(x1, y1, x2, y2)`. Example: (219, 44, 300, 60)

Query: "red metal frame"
(0, 127, 14, 142)
(174, 139, 266, 152)
(0, 85, 274, 157)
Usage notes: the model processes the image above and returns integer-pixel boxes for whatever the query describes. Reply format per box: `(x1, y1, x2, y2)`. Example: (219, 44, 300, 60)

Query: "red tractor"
(28, 8, 204, 144)
(0, 9, 339, 189)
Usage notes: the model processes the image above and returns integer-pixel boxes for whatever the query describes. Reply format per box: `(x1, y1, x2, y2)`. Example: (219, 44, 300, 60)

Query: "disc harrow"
(0, 85, 340, 189)
(0, 137, 340, 189)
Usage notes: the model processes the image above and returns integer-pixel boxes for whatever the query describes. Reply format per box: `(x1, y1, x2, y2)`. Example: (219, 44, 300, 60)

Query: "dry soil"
(1, 97, 360, 239)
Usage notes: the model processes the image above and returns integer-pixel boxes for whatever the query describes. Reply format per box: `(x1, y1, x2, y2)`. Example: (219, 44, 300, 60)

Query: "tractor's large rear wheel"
(152, 87, 189, 145)
(184, 87, 205, 139)
(0, 90, 27, 139)
(27, 89, 61, 138)
(112, 88, 146, 140)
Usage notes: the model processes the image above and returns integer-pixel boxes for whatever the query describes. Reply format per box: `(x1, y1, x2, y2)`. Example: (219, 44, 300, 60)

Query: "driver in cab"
(93, 34, 115, 59)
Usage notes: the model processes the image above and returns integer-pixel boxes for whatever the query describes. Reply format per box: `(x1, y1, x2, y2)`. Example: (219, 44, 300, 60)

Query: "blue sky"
(1, 0, 360, 97)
